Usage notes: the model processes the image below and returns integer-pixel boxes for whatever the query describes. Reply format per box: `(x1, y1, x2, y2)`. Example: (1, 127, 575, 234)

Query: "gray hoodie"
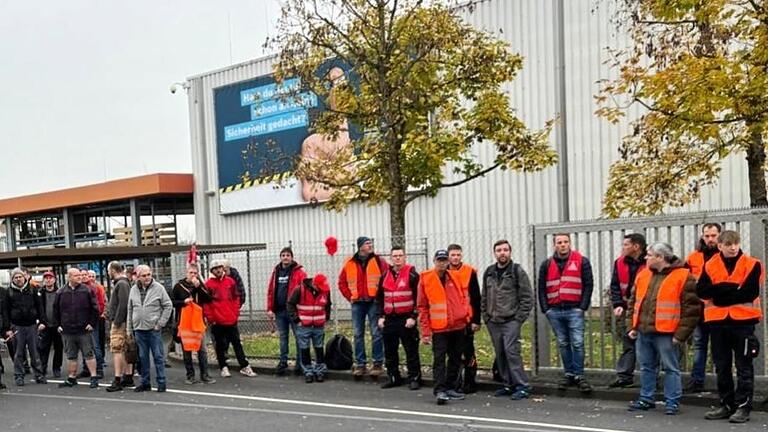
(127, 279, 173, 332)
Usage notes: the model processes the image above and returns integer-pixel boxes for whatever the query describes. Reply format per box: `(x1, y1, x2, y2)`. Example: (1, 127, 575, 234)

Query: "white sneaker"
(240, 366, 257, 377)
(220, 367, 231, 378)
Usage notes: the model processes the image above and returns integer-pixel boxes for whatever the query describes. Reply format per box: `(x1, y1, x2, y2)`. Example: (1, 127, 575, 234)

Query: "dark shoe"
(58, 378, 77, 388)
(445, 389, 466, 400)
(608, 379, 633, 388)
(665, 403, 679, 415)
(105, 379, 124, 393)
(305, 374, 314, 383)
(510, 386, 532, 401)
(164, 362, 172, 368)
(77, 370, 91, 378)
(200, 376, 216, 384)
(184, 376, 198, 385)
(494, 387, 513, 397)
(574, 377, 592, 393)
(380, 376, 402, 389)
(276, 362, 288, 376)
(628, 400, 655, 411)
(52, 369, 61, 378)
(157, 385, 167, 393)
(35, 376, 47, 384)
(89, 377, 99, 389)
(705, 405, 734, 420)
(14, 377, 24, 386)
(133, 383, 152, 392)
(315, 374, 325, 383)
(409, 380, 421, 391)
(728, 408, 750, 424)
(684, 380, 704, 393)
(121, 375, 135, 388)
(557, 376, 573, 390)
(435, 391, 449, 405)
(95, 370, 104, 380)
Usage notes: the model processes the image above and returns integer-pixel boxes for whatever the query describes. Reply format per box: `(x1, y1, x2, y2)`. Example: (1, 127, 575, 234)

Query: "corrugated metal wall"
(187, 0, 750, 248)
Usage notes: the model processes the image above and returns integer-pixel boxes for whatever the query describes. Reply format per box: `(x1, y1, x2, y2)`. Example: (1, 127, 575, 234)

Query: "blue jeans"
(689, 324, 709, 383)
(275, 310, 301, 365)
(637, 332, 682, 407)
(351, 301, 383, 366)
(546, 308, 585, 377)
(296, 325, 327, 376)
(134, 330, 166, 388)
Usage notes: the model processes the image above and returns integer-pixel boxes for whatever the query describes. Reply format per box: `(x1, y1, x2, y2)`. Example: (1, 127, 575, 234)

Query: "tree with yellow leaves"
(270, 0, 556, 246)
(597, 0, 768, 217)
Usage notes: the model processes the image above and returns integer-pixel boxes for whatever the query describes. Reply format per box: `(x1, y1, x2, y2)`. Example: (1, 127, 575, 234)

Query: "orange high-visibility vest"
(686, 251, 706, 280)
(177, 303, 206, 352)
(632, 267, 690, 333)
(344, 257, 382, 300)
(449, 264, 475, 319)
(702, 254, 763, 323)
(421, 271, 451, 330)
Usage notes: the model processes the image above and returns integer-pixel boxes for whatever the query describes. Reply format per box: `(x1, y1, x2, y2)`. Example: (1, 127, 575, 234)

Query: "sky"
(0, 0, 281, 199)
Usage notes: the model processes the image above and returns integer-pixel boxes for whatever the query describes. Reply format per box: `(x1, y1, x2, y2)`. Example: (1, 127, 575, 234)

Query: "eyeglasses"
(139, 273, 152, 277)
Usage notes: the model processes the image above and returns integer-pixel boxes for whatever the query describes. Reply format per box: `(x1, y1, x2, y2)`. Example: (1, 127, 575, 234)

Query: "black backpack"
(325, 333, 353, 370)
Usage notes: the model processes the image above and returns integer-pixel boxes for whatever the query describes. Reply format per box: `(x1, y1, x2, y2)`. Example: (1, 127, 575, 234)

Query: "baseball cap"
(43, 271, 55, 278)
(434, 249, 449, 260)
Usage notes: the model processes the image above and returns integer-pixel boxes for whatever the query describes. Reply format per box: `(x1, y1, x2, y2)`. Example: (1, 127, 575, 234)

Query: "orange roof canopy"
(0, 173, 194, 218)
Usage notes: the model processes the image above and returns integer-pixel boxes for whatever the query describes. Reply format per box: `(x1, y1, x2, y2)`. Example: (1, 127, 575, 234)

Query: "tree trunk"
(389, 192, 407, 249)
(746, 123, 768, 208)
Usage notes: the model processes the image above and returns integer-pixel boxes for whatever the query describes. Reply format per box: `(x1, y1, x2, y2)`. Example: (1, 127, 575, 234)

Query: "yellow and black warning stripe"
(219, 171, 294, 194)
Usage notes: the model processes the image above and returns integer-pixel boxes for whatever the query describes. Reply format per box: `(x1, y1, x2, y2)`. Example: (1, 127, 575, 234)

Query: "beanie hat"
(356, 236, 371, 249)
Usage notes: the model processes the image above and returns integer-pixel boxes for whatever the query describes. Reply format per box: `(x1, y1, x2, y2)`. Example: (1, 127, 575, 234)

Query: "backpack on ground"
(325, 333, 353, 370)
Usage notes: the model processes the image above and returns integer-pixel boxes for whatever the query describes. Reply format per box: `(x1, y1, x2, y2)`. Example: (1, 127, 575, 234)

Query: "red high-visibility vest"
(382, 265, 415, 315)
(297, 287, 329, 327)
(616, 256, 645, 299)
(545, 251, 584, 305)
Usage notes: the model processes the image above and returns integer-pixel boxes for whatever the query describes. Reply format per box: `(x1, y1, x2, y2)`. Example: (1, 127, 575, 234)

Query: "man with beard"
(2, 268, 46, 386)
(446, 244, 482, 394)
(267, 247, 307, 376)
(38, 271, 63, 378)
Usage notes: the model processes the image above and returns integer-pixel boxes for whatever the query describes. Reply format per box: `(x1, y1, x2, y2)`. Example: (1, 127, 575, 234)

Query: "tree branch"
(404, 162, 501, 205)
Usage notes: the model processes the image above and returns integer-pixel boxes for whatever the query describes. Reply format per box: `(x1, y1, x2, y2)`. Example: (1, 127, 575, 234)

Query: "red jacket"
(266, 262, 307, 313)
(87, 283, 107, 315)
(203, 276, 241, 326)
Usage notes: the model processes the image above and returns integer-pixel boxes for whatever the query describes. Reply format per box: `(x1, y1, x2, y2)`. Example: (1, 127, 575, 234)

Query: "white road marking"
(8, 393, 574, 432)
(35, 381, 633, 432)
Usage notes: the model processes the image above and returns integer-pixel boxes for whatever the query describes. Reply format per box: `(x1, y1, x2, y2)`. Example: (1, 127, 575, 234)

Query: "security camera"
(170, 84, 178, 94)
(170, 82, 189, 95)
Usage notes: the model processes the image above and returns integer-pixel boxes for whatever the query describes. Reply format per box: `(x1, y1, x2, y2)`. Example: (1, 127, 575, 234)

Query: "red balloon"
(313, 273, 330, 292)
(324, 236, 338, 256)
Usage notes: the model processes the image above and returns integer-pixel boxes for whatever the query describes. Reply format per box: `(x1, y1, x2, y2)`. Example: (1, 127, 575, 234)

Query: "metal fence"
(172, 207, 768, 377)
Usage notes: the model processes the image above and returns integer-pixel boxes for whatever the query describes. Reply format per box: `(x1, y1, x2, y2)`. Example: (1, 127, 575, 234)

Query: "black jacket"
(3, 282, 43, 327)
(171, 278, 213, 325)
(0, 286, 8, 333)
(107, 277, 132, 326)
(538, 252, 594, 312)
(228, 267, 247, 307)
(39, 286, 60, 328)
(54, 283, 99, 335)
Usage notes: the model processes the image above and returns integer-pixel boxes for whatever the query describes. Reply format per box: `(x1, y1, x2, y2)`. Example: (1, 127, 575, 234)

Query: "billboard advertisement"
(213, 66, 357, 214)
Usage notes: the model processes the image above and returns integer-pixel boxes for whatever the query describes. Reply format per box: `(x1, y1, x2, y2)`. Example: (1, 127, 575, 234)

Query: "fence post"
(531, 224, 551, 375)
(246, 249, 253, 322)
(748, 214, 767, 376)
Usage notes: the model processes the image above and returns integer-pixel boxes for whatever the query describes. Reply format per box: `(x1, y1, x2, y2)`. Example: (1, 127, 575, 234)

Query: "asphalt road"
(1, 358, 766, 432)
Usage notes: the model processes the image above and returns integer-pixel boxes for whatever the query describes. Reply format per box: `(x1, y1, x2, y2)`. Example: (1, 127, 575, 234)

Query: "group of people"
(0, 258, 257, 393)
(0, 226, 763, 423)
(604, 224, 762, 423)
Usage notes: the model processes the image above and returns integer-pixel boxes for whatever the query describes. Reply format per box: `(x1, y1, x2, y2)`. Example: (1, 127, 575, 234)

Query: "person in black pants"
(38, 272, 63, 378)
(376, 247, 421, 390)
(697, 230, 762, 424)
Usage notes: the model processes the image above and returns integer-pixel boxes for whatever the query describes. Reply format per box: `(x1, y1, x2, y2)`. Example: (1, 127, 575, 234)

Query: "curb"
(169, 353, 768, 411)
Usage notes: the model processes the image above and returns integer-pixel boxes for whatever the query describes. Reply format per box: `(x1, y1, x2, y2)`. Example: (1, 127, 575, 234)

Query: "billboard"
(213, 66, 357, 214)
